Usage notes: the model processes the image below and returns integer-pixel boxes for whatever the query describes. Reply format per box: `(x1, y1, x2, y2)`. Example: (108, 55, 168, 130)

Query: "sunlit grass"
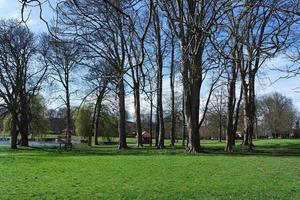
(0, 139, 299, 199)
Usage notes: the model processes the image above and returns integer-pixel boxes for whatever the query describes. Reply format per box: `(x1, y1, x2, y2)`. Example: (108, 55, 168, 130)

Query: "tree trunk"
(219, 113, 222, 143)
(156, 64, 165, 149)
(19, 115, 29, 147)
(225, 66, 236, 152)
(155, 107, 159, 147)
(94, 86, 106, 145)
(153, 6, 165, 149)
(149, 98, 153, 147)
(182, 98, 186, 146)
(94, 100, 102, 145)
(184, 72, 201, 153)
(134, 83, 143, 147)
(19, 92, 29, 147)
(225, 91, 235, 152)
(232, 85, 243, 146)
(118, 77, 127, 149)
(170, 34, 176, 147)
(249, 75, 255, 147)
(185, 92, 201, 153)
(184, 54, 202, 153)
(65, 88, 72, 150)
(88, 101, 98, 146)
(11, 113, 18, 150)
(242, 74, 255, 150)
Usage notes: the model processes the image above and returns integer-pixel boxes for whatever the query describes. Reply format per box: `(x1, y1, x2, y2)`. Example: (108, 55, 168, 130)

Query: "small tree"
(74, 105, 93, 139)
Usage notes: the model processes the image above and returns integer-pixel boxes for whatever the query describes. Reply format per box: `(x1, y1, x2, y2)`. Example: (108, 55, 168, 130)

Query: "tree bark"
(155, 107, 159, 147)
(19, 81, 29, 147)
(232, 85, 243, 146)
(183, 52, 202, 153)
(19, 106, 29, 147)
(94, 85, 107, 145)
(94, 99, 102, 145)
(10, 113, 18, 150)
(149, 98, 153, 147)
(118, 77, 128, 149)
(242, 74, 255, 150)
(170, 34, 176, 147)
(153, 5, 165, 149)
(65, 80, 72, 150)
(88, 101, 98, 146)
(182, 98, 186, 146)
(133, 82, 143, 147)
(225, 64, 237, 152)
(219, 112, 222, 143)
(185, 86, 201, 153)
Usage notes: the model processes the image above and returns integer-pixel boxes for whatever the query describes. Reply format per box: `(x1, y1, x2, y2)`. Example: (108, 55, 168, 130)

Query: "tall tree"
(0, 20, 46, 149)
(153, 3, 165, 149)
(162, 0, 226, 152)
(169, 27, 176, 147)
(228, 1, 296, 149)
(42, 34, 83, 149)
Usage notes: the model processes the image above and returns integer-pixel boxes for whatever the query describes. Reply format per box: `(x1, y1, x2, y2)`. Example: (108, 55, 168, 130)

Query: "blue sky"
(1, 0, 300, 112)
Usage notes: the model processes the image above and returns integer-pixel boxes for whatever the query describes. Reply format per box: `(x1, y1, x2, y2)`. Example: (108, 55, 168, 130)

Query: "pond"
(0, 139, 83, 147)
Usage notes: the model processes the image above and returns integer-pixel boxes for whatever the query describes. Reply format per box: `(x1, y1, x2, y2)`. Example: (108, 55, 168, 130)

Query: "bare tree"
(56, 0, 153, 149)
(0, 19, 46, 149)
(228, 1, 296, 149)
(209, 86, 227, 143)
(161, 0, 227, 152)
(258, 92, 296, 138)
(152, 3, 165, 149)
(42, 33, 83, 149)
(83, 60, 111, 146)
(169, 25, 177, 147)
(143, 65, 157, 147)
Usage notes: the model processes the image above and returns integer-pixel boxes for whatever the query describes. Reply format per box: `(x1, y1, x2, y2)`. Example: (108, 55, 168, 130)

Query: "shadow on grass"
(1, 140, 300, 157)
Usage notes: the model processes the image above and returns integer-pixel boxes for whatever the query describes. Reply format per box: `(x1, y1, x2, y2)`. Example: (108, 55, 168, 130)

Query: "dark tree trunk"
(249, 75, 255, 147)
(225, 66, 237, 152)
(94, 100, 102, 145)
(184, 78, 201, 153)
(242, 75, 255, 150)
(185, 92, 201, 153)
(88, 101, 98, 146)
(153, 7, 165, 149)
(155, 107, 159, 147)
(65, 86, 72, 150)
(219, 113, 222, 143)
(232, 86, 243, 146)
(176, 3, 203, 153)
(118, 77, 127, 149)
(156, 63, 165, 149)
(11, 113, 18, 150)
(19, 116, 29, 147)
(19, 91, 29, 147)
(149, 98, 153, 147)
(134, 83, 143, 147)
(225, 87, 235, 151)
(170, 34, 176, 147)
(184, 54, 202, 153)
(94, 86, 106, 145)
(182, 98, 186, 146)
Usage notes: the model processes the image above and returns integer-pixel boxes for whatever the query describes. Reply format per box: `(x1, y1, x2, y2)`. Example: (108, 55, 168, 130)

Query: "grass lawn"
(0, 139, 299, 200)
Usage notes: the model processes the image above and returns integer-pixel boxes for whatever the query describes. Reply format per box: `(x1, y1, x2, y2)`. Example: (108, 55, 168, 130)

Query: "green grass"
(0, 139, 300, 200)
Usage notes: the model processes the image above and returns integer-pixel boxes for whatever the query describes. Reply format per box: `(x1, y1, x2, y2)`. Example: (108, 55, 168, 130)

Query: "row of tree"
(1, 0, 299, 152)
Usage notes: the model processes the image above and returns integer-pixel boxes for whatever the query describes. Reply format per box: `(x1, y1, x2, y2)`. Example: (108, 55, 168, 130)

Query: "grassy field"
(0, 139, 299, 200)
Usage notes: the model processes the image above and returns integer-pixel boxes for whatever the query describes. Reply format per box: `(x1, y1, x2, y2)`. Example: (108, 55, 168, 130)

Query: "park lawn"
(0, 139, 299, 200)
